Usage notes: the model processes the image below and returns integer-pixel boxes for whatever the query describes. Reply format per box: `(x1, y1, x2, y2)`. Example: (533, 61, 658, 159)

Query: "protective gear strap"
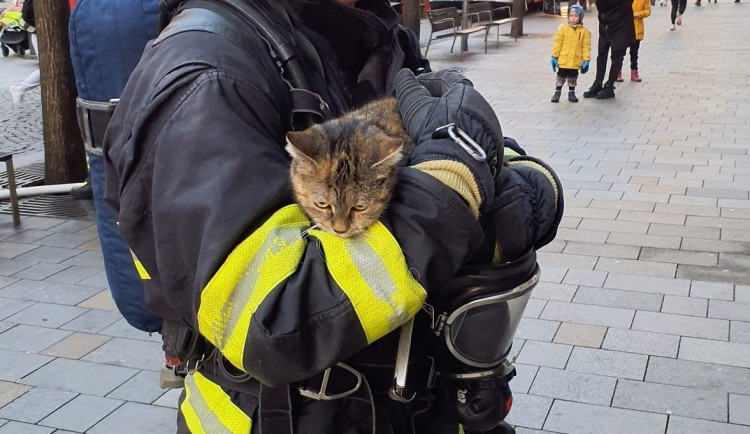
(259, 384, 293, 434)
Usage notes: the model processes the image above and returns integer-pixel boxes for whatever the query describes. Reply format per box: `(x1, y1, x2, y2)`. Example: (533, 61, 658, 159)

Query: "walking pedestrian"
(670, 0, 686, 30)
(616, 0, 650, 83)
(8, 0, 38, 104)
(583, 0, 635, 99)
(550, 4, 591, 103)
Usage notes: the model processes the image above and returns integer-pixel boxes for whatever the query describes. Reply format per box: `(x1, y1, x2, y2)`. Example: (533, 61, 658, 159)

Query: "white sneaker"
(9, 85, 23, 104)
(670, 24, 676, 30)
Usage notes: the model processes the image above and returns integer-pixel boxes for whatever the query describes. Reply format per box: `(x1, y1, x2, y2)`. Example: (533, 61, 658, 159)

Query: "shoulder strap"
(158, 0, 331, 129)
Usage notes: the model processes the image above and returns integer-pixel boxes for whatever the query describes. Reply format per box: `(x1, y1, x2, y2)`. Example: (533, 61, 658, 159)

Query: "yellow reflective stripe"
(180, 377, 205, 434)
(182, 372, 252, 433)
(309, 221, 426, 343)
(198, 205, 309, 370)
(130, 251, 151, 280)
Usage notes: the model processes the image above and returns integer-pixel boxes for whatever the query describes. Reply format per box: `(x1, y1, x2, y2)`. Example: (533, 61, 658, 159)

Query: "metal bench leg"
(425, 31, 433, 56)
(4, 157, 21, 227)
(451, 33, 457, 53)
(484, 29, 489, 53)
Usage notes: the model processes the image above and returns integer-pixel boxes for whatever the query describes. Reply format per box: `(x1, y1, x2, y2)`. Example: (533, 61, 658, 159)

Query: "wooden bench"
(0, 152, 21, 226)
(466, 1, 519, 47)
(425, 7, 488, 60)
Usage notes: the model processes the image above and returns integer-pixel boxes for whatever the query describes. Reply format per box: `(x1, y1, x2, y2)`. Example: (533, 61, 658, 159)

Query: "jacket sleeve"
(583, 28, 592, 60)
(551, 26, 563, 57)
(105, 69, 483, 387)
(641, 0, 651, 18)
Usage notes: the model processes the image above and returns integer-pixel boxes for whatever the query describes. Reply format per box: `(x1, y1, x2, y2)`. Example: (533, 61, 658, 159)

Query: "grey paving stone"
(152, 388, 181, 408)
(681, 238, 750, 255)
(677, 265, 750, 286)
(578, 219, 649, 234)
(553, 322, 607, 349)
(97, 319, 162, 343)
(0, 243, 37, 259)
(589, 199, 655, 212)
(511, 364, 539, 395)
(87, 402, 177, 434)
(515, 318, 560, 342)
(82, 338, 163, 371)
(40, 333, 111, 360)
(0, 387, 78, 424)
(640, 248, 719, 267)
(738, 286, 750, 303)
(107, 370, 165, 405)
(720, 253, 750, 270)
(43, 266, 101, 285)
(15, 218, 68, 232)
(0, 420, 5, 428)
(0, 258, 37, 277)
(606, 232, 682, 250)
(647, 357, 750, 395)
(631, 311, 729, 340)
(11, 263, 70, 281)
(515, 428, 559, 434)
(515, 341, 572, 369)
(49, 221, 95, 234)
(573, 286, 663, 312)
(39, 395, 123, 432)
(0, 381, 31, 408)
(0, 421, 55, 434)
(563, 241, 641, 260)
(0, 323, 10, 334)
(731, 322, 750, 344)
(538, 252, 597, 270)
(76, 270, 108, 288)
(1, 230, 54, 244)
(690, 281, 735, 300)
(58, 251, 104, 269)
(0, 325, 71, 353)
(0, 277, 15, 290)
(540, 300, 634, 328)
(566, 347, 648, 380)
(5, 303, 88, 328)
(709, 300, 750, 322)
(529, 282, 577, 302)
(529, 367, 616, 406)
(0, 298, 33, 321)
(687, 216, 750, 231)
(33, 233, 93, 249)
(679, 337, 750, 369)
(0, 349, 53, 382)
(509, 339, 525, 363)
(555, 228, 609, 244)
(602, 328, 680, 358)
(60, 309, 121, 334)
(603, 273, 690, 296)
(0, 280, 103, 305)
(617, 210, 686, 225)
(668, 416, 750, 434)
(730, 394, 750, 426)
(544, 400, 667, 434)
(613, 379, 728, 422)
(14, 247, 80, 264)
(523, 299, 547, 319)
(662, 295, 707, 317)
(505, 393, 553, 430)
(649, 223, 721, 240)
(21, 358, 138, 396)
(561, 269, 607, 287)
(595, 258, 676, 278)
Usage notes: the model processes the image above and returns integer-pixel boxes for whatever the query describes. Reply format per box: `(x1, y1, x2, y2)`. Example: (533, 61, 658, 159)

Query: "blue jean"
(89, 152, 162, 333)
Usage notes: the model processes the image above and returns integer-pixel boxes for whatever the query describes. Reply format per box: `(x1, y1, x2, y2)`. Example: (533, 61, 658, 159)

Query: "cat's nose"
(332, 220, 349, 234)
(334, 228, 347, 234)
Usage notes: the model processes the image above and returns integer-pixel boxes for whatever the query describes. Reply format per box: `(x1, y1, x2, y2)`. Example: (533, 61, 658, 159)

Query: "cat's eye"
(314, 201, 330, 209)
(353, 204, 368, 211)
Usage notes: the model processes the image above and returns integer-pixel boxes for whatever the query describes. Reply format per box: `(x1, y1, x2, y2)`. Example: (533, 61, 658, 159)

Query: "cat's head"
(286, 122, 404, 238)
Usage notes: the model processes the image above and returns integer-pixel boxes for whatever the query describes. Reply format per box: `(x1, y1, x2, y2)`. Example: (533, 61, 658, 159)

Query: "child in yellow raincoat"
(617, 0, 651, 82)
(550, 4, 591, 103)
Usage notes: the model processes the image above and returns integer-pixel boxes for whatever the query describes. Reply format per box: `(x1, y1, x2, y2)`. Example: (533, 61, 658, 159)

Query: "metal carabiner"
(298, 363, 363, 401)
(434, 123, 487, 162)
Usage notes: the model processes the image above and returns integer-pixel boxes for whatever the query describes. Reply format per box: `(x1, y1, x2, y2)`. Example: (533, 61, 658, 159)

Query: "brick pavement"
(1, 3, 749, 433)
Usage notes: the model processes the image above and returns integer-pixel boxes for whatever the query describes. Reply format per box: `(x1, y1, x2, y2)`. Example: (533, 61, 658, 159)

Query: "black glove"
(442, 372, 514, 432)
(395, 69, 504, 216)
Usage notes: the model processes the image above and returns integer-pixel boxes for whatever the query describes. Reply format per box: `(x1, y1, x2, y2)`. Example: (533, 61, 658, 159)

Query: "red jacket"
(70, 0, 76, 10)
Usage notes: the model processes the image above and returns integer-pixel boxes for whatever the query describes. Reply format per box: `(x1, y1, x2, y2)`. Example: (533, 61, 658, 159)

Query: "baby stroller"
(0, 12, 30, 57)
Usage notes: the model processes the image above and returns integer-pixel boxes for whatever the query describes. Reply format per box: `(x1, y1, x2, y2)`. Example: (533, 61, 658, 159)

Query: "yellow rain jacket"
(551, 24, 591, 70)
(633, 0, 651, 40)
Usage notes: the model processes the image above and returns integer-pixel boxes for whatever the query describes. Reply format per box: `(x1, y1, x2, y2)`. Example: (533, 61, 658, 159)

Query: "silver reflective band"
(434, 123, 487, 161)
(389, 318, 416, 403)
(298, 363, 362, 401)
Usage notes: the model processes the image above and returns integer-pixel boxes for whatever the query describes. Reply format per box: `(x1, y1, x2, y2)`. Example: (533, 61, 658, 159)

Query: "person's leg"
(606, 49, 626, 87)
(671, 0, 678, 25)
(19, 69, 40, 92)
(568, 73, 579, 102)
(585, 35, 609, 97)
(631, 40, 641, 70)
(552, 73, 566, 102)
(678, 0, 687, 22)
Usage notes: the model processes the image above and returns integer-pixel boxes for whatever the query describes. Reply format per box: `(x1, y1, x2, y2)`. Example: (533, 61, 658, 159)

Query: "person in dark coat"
(583, 0, 635, 99)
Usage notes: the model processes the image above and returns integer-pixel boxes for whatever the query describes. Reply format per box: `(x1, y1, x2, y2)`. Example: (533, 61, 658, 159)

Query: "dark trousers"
(628, 40, 641, 70)
(671, 0, 687, 23)
(595, 35, 625, 86)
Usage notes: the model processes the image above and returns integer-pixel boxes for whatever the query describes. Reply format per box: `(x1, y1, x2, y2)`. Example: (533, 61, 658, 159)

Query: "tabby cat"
(286, 97, 413, 238)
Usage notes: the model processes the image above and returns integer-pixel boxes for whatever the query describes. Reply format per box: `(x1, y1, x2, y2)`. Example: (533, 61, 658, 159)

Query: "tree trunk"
(511, 0, 526, 37)
(402, 0, 421, 38)
(36, 0, 86, 185)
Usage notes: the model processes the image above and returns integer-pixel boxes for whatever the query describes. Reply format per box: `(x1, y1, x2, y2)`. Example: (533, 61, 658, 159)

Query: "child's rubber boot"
(596, 84, 616, 99)
(615, 71, 624, 82)
(631, 70, 642, 82)
(551, 90, 561, 103)
(583, 81, 602, 98)
(568, 90, 578, 102)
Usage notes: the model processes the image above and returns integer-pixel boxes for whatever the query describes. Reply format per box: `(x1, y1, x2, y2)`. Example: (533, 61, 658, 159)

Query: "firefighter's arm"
(109, 71, 484, 387)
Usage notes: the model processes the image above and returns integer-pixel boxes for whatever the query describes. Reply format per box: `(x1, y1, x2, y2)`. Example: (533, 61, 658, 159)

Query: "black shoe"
(551, 90, 561, 103)
(569, 91, 578, 102)
(583, 81, 602, 98)
(596, 85, 616, 99)
(70, 183, 94, 200)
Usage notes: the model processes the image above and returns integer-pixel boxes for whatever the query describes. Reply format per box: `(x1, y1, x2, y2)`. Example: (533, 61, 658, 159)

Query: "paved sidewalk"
(2, 3, 750, 433)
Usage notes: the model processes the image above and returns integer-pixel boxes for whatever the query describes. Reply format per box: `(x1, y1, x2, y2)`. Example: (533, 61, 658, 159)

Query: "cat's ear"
(371, 135, 404, 169)
(286, 128, 323, 164)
